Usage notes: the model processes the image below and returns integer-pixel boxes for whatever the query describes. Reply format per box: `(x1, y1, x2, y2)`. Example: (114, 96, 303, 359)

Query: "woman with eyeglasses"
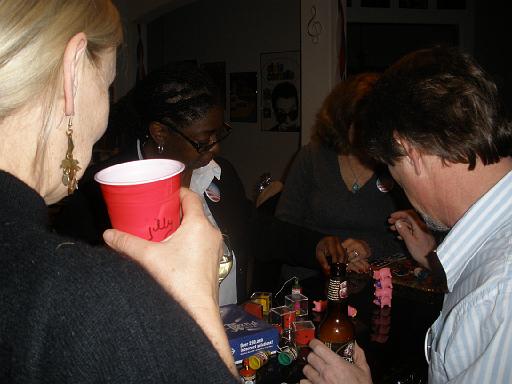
(54, 63, 253, 305)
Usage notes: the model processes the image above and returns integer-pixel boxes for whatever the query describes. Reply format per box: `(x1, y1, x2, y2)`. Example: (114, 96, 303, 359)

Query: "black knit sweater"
(0, 171, 237, 383)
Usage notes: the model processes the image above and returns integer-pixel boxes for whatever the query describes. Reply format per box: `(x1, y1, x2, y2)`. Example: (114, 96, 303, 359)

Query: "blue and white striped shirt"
(428, 170, 512, 383)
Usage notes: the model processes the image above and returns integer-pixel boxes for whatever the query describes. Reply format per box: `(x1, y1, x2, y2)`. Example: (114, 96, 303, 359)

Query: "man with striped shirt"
(301, 46, 512, 383)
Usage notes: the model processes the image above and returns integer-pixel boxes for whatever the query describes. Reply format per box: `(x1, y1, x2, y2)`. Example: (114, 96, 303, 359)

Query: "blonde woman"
(0, 1, 237, 382)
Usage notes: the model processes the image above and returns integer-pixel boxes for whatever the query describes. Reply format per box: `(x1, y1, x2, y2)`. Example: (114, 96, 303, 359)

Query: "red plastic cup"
(94, 159, 185, 242)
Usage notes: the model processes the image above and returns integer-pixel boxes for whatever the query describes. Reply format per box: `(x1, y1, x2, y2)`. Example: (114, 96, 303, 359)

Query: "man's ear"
(63, 32, 88, 116)
(393, 133, 423, 176)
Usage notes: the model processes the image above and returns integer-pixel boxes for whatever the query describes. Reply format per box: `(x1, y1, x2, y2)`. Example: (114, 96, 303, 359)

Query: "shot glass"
(285, 293, 308, 317)
(250, 292, 272, 316)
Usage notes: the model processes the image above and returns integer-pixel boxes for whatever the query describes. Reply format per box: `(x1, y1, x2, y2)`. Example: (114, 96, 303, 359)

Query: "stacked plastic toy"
(373, 267, 393, 308)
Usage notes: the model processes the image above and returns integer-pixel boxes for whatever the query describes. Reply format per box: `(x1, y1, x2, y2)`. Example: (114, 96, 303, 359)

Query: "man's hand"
(301, 339, 372, 384)
(388, 210, 436, 269)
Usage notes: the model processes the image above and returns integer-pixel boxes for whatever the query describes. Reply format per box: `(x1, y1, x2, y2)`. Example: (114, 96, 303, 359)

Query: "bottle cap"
(278, 351, 293, 365)
(278, 346, 298, 366)
(248, 355, 263, 370)
(278, 352, 291, 366)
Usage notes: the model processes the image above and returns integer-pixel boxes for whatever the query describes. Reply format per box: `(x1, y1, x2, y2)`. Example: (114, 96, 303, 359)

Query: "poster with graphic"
(260, 51, 300, 132)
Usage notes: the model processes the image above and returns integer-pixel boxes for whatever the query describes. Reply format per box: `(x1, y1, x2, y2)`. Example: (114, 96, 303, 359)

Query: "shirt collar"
(189, 159, 221, 196)
(437, 170, 512, 292)
(136, 140, 222, 196)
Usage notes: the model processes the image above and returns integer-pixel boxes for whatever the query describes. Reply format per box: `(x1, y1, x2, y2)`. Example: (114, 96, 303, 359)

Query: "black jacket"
(0, 171, 237, 383)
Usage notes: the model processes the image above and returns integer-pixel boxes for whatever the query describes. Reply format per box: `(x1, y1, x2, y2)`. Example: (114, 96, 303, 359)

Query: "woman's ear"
(148, 122, 170, 146)
(63, 32, 88, 116)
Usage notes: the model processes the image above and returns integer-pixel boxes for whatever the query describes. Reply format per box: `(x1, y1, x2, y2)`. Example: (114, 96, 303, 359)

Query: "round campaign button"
(376, 176, 394, 193)
(205, 182, 221, 202)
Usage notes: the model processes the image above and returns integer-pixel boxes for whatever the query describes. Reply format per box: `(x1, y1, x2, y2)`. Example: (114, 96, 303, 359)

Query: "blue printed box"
(220, 304, 279, 364)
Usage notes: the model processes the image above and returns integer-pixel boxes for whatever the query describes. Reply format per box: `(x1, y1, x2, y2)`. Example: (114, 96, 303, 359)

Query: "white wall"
(300, 0, 339, 146)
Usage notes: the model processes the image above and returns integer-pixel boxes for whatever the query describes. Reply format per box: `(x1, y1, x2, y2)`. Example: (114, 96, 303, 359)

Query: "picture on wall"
(229, 72, 257, 123)
(260, 51, 300, 132)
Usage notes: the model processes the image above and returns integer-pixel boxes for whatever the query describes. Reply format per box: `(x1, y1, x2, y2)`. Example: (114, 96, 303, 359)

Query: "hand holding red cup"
(94, 159, 185, 242)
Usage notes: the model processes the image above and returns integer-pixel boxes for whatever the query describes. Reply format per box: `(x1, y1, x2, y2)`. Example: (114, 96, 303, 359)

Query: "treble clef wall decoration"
(307, 5, 323, 44)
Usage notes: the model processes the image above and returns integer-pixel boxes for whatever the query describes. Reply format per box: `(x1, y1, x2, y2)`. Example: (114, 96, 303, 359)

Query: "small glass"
(241, 300, 264, 319)
(293, 320, 316, 347)
(269, 305, 296, 331)
(285, 293, 308, 317)
(250, 292, 272, 316)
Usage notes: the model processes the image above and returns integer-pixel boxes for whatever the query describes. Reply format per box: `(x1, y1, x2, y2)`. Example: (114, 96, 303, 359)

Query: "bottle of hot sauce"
(316, 262, 355, 363)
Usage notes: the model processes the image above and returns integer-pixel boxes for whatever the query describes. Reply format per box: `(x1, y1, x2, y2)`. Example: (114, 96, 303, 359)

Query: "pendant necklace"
(346, 156, 361, 193)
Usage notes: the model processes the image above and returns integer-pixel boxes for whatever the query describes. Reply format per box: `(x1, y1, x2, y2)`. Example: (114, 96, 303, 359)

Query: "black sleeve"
(252, 214, 326, 293)
(36, 245, 239, 384)
(275, 146, 314, 226)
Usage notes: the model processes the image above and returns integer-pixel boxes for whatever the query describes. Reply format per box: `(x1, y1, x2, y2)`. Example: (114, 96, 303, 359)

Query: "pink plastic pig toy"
(374, 287, 393, 299)
(375, 276, 393, 289)
(373, 295, 392, 308)
(373, 267, 392, 280)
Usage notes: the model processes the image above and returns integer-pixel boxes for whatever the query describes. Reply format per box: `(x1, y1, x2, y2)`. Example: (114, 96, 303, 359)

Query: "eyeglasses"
(158, 120, 232, 153)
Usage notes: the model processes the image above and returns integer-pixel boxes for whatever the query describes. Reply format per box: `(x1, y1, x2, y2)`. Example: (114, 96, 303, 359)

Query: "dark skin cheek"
(163, 139, 214, 171)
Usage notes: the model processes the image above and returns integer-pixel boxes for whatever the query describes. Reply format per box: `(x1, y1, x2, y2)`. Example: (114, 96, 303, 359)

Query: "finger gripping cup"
(94, 159, 185, 242)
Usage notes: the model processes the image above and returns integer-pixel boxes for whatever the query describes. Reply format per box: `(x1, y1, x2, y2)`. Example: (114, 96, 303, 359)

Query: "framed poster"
(260, 51, 300, 132)
(229, 72, 257, 123)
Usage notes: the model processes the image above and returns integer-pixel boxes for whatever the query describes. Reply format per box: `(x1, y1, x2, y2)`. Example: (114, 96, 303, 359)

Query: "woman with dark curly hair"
(276, 73, 409, 275)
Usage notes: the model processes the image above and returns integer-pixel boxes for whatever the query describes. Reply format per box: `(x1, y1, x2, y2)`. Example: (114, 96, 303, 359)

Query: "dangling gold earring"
(60, 116, 81, 195)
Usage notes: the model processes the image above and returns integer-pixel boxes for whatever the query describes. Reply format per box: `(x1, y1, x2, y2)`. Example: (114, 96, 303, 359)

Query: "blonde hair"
(0, 0, 122, 120)
(0, 0, 122, 188)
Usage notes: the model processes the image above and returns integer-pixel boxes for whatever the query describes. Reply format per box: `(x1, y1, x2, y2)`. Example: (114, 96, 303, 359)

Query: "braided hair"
(134, 62, 222, 141)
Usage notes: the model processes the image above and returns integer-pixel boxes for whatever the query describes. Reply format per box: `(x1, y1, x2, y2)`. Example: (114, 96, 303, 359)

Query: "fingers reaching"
(316, 236, 347, 273)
